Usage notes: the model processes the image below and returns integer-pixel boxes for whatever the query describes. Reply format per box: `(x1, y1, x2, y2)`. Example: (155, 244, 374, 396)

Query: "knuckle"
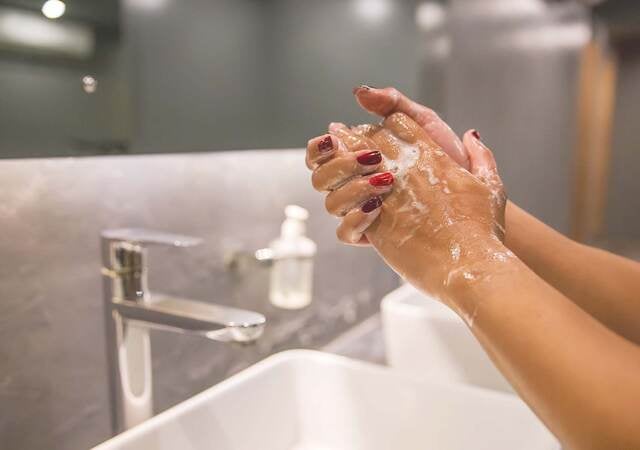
(311, 170, 326, 191)
(336, 222, 357, 244)
(306, 137, 318, 151)
(336, 225, 348, 243)
(324, 193, 341, 216)
(388, 87, 400, 97)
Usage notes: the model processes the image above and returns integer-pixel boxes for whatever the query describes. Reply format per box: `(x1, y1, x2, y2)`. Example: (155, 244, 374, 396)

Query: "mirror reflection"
(0, 0, 424, 158)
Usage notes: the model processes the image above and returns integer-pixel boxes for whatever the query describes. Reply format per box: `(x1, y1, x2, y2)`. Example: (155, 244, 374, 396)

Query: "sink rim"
(92, 348, 540, 449)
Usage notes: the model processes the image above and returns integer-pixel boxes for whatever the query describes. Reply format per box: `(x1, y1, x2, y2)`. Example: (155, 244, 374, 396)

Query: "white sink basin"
(93, 349, 558, 450)
(382, 283, 514, 393)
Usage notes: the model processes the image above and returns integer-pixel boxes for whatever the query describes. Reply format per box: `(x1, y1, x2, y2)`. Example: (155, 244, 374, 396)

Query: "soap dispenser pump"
(269, 205, 317, 309)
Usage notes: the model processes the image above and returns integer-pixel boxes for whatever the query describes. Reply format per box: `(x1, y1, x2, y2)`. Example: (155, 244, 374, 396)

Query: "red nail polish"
(361, 197, 382, 213)
(471, 130, 481, 140)
(369, 172, 394, 187)
(317, 136, 333, 153)
(357, 151, 382, 166)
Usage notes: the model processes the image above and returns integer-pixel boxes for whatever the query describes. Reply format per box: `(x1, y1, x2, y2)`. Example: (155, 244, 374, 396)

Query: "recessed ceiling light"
(353, 0, 393, 23)
(42, 0, 66, 20)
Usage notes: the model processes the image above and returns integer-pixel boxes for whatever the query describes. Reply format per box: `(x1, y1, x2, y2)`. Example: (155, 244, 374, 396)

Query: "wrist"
(441, 238, 523, 322)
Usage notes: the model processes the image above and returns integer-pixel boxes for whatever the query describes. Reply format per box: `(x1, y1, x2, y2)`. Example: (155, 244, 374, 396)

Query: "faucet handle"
(101, 228, 202, 248)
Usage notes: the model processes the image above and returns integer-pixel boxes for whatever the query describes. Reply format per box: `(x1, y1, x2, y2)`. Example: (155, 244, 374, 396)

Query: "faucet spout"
(113, 294, 266, 343)
(101, 228, 267, 434)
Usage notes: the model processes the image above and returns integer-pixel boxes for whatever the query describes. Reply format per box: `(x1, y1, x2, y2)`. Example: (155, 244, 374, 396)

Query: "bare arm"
(455, 252, 640, 450)
(352, 85, 640, 344)
(307, 86, 640, 448)
(505, 201, 640, 344)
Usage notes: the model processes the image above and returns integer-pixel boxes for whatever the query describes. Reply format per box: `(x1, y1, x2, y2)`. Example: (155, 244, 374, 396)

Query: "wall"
(605, 44, 640, 238)
(0, 150, 398, 450)
(425, 0, 590, 233)
(0, 0, 421, 158)
(125, 0, 421, 153)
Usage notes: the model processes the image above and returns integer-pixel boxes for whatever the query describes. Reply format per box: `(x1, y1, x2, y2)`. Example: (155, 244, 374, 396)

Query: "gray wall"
(605, 44, 640, 238)
(0, 150, 398, 450)
(0, 0, 421, 157)
(126, 0, 421, 153)
(434, 0, 590, 233)
(0, 34, 132, 157)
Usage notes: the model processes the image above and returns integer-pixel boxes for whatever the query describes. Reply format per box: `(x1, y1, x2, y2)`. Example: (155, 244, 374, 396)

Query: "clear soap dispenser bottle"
(269, 205, 317, 309)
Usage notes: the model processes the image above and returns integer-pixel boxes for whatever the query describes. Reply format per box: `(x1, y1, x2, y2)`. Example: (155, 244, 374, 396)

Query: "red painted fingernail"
(471, 129, 481, 140)
(357, 151, 382, 166)
(317, 136, 333, 153)
(361, 196, 382, 213)
(369, 172, 394, 187)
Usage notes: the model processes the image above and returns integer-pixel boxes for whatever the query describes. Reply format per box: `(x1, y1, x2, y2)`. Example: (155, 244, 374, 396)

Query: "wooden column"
(571, 35, 618, 242)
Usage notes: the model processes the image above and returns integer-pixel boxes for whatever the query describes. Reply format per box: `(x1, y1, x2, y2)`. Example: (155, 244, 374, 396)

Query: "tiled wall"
(0, 150, 398, 450)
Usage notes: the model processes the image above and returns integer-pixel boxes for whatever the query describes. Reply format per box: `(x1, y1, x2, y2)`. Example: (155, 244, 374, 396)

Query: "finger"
(336, 198, 382, 245)
(463, 129, 500, 186)
(382, 112, 440, 151)
(329, 122, 348, 134)
(311, 149, 384, 192)
(325, 173, 393, 216)
(306, 134, 343, 170)
(329, 121, 375, 152)
(353, 85, 469, 169)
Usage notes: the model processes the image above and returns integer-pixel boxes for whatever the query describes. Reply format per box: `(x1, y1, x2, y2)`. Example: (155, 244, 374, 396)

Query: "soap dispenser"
(269, 205, 317, 309)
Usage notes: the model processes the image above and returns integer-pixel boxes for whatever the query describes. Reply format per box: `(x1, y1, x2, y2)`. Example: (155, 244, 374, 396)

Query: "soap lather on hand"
(307, 108, 509, 316)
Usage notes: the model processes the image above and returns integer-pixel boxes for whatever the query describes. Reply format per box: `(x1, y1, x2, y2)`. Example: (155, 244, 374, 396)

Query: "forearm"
(505, 201, 640, 344)
(450, 255, 640, 450)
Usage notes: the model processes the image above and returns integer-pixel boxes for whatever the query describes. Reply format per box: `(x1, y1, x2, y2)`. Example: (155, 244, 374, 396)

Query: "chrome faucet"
(101, 228, 266, 434)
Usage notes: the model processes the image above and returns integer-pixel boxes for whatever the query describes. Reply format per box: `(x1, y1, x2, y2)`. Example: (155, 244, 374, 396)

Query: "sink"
(382, 283, 513, 393)
(93, 349, 558, 450)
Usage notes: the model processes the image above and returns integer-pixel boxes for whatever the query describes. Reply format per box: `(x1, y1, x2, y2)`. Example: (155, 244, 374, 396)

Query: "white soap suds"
(384, 135, 429, 219)
(490, 249, 515, 262)
(407, 188, 429, 213)
(425, 166, 440, 185)
(461, 303, 480, 328)
(450, 242, 461, 262)
(385, 136, 420, 180)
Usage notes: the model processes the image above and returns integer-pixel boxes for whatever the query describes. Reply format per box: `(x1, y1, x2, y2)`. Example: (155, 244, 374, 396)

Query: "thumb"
(353, 85, 469, 170)
(463, 129, 501, 186)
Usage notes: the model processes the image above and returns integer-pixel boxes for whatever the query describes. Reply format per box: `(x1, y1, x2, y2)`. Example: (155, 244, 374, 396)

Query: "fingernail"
(471, 129, 481, 140)
(357, 150, 382, 166)
(361, 196, 383, 213)
(317, 136, 333, 153)
(369, 172, 394, 187)
(352, 84, 377, 95)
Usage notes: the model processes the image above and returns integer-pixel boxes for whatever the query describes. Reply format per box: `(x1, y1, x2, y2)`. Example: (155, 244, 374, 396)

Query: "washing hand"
(309, 87, 640, 449)
(306, 87, 510, 308)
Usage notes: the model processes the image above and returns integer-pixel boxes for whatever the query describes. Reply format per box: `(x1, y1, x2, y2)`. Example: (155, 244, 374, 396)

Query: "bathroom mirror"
(1, 0, 639, 160)
(0, 0, 422, 158)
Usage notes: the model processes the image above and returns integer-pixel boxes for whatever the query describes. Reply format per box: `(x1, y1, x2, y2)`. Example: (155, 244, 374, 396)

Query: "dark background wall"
(606, 44, 640, 238)
(0, 0, 421, 157)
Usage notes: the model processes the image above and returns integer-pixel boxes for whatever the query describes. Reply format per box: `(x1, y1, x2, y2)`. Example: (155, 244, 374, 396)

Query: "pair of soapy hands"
(306, 86, 509, 306)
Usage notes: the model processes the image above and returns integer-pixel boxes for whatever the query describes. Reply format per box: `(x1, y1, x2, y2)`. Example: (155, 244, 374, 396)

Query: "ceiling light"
(41, 0, 66, 20)
(353, 0, 392, 24)
(416, 2, 446, 31)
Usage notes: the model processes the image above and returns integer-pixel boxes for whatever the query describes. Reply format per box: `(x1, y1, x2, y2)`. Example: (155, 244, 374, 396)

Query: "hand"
(306, 88, 509, 304)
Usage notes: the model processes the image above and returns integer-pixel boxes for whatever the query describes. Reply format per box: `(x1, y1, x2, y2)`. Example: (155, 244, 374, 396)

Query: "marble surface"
(0, 150, 398, 450)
